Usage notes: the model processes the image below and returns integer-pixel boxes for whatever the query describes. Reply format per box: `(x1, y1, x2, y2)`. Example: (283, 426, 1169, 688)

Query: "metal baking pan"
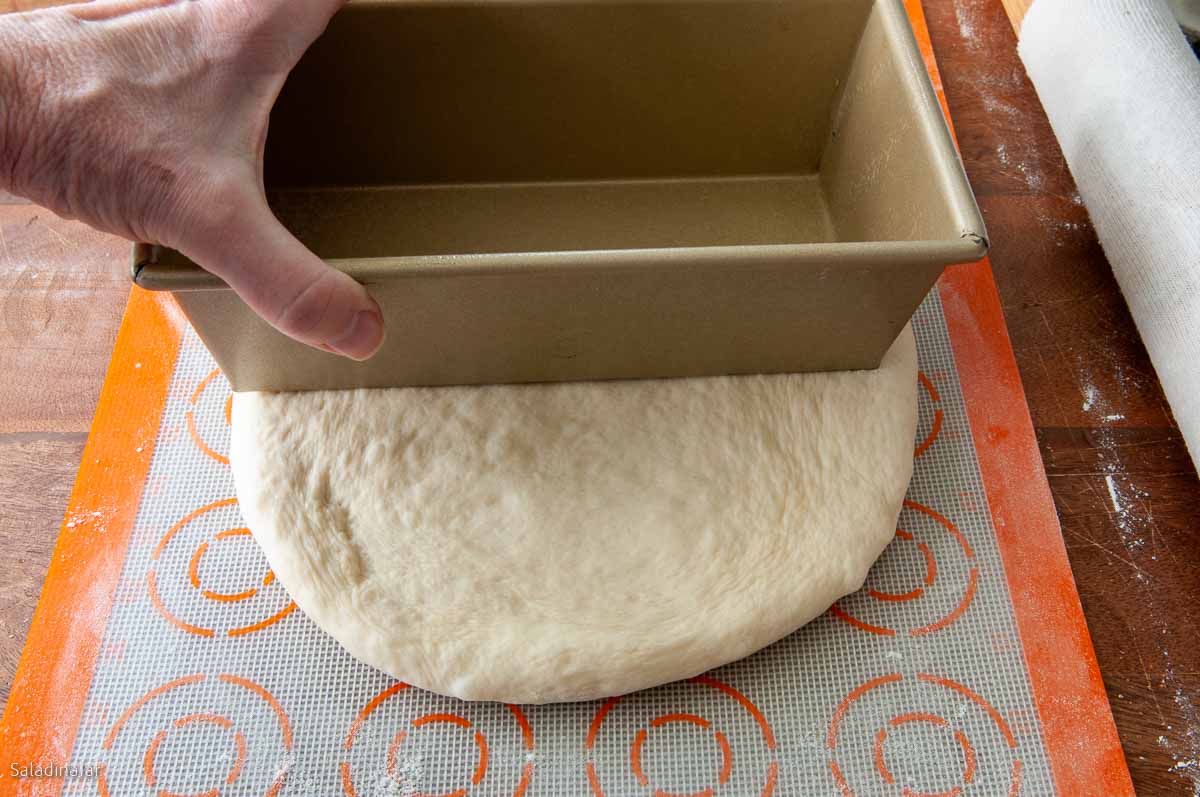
(132, 0, 987, 392)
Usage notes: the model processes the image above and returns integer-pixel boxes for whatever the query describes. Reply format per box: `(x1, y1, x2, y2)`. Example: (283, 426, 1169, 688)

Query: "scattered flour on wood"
(1082, 384, 1099, 412)
(1072, 316, 1200, 784)
(1165, 665, 1200, 792)
(953, 0, 979, 48)
(1088, 425, 1200, 789)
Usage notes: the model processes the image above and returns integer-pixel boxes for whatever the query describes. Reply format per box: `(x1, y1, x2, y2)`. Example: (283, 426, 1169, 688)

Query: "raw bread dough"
(230, 327, 917, 703)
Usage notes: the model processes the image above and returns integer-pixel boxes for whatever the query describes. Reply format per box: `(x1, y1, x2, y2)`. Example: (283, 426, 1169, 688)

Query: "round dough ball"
(231, 327, 917, 703)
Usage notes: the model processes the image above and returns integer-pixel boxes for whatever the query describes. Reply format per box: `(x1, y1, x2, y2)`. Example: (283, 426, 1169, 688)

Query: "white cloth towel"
(1019, 0, 1200, 469)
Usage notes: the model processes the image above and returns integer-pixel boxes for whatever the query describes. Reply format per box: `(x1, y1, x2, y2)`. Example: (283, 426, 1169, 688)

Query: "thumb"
(183, 193, 385, 361)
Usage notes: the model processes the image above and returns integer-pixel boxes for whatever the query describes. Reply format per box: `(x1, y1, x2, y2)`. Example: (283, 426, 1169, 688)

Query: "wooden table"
(2, 0, 1198, 792)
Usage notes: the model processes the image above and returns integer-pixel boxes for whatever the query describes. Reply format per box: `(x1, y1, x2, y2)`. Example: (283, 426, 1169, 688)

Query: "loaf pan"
(132, 0, 988, 392)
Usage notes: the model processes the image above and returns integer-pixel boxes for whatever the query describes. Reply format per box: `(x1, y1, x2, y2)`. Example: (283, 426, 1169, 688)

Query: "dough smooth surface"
(230, 327, 917, 703)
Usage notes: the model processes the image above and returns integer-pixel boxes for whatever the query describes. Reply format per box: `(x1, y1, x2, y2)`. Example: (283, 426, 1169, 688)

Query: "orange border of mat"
(905, 0, 1132, 793)
(0, 3, 1132, 794)
(0, 288, 183, 795)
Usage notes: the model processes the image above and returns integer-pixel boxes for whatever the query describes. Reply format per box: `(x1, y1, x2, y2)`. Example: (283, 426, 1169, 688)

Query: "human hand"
(0, 0, 384, 360)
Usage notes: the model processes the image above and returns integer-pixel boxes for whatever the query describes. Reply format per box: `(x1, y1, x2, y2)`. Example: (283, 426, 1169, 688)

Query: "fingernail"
(328, 307, 385, 361)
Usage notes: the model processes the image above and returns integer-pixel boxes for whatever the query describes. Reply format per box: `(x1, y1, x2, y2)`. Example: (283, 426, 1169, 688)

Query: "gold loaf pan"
(132, 0, 988, 392)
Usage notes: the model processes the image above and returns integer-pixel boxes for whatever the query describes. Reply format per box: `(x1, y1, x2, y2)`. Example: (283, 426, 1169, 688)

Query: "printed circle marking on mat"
(826, 673, 1021, 797)
(585, 676, 777, 797)
(341, 683, 534, 797)
(187, 367, 233, 465)
(189, 528, 277, 603)
(97, 673, 292, 797)
(830, 500, 977, 637)
(914, 372, 944, 458)
(148, 499, 298, 638)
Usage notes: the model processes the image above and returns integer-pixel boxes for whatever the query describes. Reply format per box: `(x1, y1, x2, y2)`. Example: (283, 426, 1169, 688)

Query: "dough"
(231, 327, 916, 703)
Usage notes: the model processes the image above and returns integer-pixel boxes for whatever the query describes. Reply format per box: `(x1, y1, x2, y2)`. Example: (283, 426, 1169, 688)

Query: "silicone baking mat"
(0, 3, 1131, 795)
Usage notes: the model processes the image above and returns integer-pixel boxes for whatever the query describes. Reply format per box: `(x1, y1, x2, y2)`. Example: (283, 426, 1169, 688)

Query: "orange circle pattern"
(143, 713, 248, 792)
(830, 499, 978, 637)
(914, 371, 944, 458)
(187, 368, 233, 465)
(340, 682, 534, 797)
(188, 528, 276, 603)
(585, 676, 777, 797)
(98, 673, 292, 797)
(826, 672, 1021, 797)
(147, 498, 297, 638)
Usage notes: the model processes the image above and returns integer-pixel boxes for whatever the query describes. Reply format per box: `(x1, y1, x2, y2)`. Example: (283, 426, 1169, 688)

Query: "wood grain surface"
(1, 0, 1198, 793)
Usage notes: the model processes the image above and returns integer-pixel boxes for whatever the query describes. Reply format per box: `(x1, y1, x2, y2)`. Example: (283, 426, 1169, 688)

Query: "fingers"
(183, 192, 385, 361)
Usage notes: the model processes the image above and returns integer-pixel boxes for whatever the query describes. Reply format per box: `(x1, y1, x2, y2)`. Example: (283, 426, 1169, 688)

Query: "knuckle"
(274, 270, 339, 338)
(163, 167, 250, 248)
(210, 1, 305, 72)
